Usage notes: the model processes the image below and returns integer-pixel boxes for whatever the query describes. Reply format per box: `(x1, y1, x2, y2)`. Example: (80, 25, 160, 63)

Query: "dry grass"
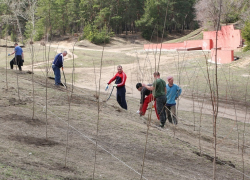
(0, 36, 250, 179)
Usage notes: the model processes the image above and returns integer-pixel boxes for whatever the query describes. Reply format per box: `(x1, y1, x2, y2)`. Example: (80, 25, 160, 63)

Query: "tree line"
(0, 0, 249, 46)
(0, 0, 197, 43)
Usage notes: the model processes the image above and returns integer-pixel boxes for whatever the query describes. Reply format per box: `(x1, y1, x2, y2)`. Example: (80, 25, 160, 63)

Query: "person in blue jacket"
(52, 51, 67, 85)
(166, 76, 182, 125)
(8, 43, 24, 71)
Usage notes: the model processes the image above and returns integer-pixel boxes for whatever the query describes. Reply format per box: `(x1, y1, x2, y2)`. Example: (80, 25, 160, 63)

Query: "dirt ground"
(0, 36, 250, 179)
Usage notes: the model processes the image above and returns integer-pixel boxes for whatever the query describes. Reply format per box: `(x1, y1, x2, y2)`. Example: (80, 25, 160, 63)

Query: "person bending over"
(52, 51, 67, 86)
(9, 42, 24, 71)
(136, 83, 159, 119)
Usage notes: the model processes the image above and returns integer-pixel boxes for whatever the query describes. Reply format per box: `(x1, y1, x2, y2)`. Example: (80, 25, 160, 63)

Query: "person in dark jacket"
(52, 51, 67, 85)
(107, 65, 127, 110)
(8, 42, 24, 71)
(136, 83, 159, 119)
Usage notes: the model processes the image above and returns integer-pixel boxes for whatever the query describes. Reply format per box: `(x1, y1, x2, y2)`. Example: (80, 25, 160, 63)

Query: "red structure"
(144, 39, 213, 51)
(144, 25, 242, 64)
(211, 49, 234, 64)
(203, 25, 242, 50)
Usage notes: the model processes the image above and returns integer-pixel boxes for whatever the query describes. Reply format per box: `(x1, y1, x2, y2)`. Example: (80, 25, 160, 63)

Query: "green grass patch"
(166, 28, 203, 43)
(65, 49, 137, 68)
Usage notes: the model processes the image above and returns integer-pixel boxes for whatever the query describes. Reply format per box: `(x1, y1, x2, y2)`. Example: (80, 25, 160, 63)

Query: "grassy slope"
(1, 33, 250, 179)
(64, 49, 137, 68)
(166, 28, 203, 43)
(0, 68, 248, 179)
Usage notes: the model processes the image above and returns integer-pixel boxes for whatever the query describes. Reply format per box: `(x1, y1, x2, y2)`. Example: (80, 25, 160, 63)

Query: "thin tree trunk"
(92, 46, 104, 180)
(213, 0, 222, 179)
(31, 41, 35, 119)
(157, 1, 170, 71)
(5, 21, 8, 90)
(45, 0, 51, 140)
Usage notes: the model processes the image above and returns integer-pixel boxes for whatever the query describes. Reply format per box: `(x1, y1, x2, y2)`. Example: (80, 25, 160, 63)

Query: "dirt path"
(22, 45, 78, 70)
(22, 43, 249, 125)
(1, 37, 250, 179)
(178, 97, 250, 123)
(0, 69, 245, 179)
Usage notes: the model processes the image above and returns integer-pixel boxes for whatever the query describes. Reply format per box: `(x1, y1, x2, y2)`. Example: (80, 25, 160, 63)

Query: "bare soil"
(0, 35, 250, 179)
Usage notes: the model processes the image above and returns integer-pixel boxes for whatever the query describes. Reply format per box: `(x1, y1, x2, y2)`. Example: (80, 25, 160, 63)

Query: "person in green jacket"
(142, 72, 167, 128)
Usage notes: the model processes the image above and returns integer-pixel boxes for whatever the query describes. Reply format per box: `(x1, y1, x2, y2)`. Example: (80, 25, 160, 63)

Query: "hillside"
(0, 69, 242, 179)
(1, 0, 250, 178)
(1, 33, 250, 179)
(0, 59, 250, 179)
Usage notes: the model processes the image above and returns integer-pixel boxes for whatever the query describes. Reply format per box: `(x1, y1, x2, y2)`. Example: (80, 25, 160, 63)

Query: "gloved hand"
(105, 84, 109, 91)
(8, 53, 10, 56)
(136, 110, 140, 114)
(113, 84, 117, 87)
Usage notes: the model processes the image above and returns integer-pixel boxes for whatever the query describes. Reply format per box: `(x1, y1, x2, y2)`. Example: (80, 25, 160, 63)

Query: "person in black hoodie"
(136, 83, 159, 119)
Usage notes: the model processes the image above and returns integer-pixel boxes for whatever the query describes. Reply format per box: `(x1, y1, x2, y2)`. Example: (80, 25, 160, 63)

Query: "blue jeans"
(52, 65, 61, 85)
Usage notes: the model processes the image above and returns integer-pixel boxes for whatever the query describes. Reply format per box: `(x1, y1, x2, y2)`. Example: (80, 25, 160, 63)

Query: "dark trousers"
(116, 86, 127, 110)
(10, 55, 23, 71)
(156, 95, 167, 125)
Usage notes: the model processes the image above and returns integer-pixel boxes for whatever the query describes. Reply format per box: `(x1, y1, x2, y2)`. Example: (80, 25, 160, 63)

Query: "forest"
(0, 0, 249, 44)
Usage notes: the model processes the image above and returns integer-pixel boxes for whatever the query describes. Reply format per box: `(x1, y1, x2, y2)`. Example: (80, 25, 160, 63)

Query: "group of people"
(8, 43, 67, 87)
(137, 73, 181, 127)
(8, 45, 181, 127)
(106, 66, 182, 128)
